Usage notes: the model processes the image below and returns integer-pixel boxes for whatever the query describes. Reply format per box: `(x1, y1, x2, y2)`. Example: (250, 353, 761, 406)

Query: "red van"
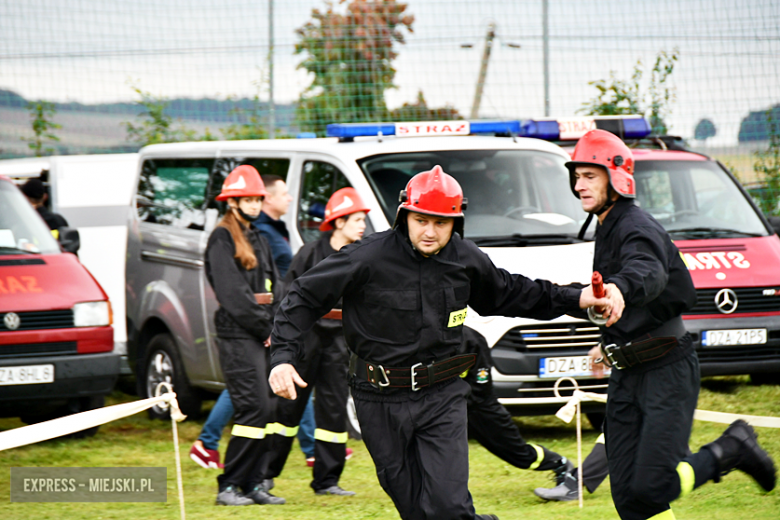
(0, 176, 118, 433)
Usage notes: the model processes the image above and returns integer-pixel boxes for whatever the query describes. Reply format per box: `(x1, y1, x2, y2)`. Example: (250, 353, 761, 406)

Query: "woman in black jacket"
(204, 165, 284, 507)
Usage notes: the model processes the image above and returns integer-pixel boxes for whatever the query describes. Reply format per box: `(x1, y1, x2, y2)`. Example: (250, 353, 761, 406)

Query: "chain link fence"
(1, 0, 778, 211)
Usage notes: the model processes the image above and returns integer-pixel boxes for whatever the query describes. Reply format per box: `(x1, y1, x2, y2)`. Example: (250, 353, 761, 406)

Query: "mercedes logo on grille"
(714, 288, 738, 314)
(3, 312, 21, 330)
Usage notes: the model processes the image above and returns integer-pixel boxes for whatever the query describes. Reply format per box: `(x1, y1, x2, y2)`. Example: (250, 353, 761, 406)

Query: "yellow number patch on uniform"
(265, 279, 272, 292)
(447, 308, 468, 327)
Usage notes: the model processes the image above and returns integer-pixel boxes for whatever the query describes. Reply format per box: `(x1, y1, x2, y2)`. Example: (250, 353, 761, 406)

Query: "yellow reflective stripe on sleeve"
(648, 508, 676, 520)
(447, 308, 468, 327)
(314, 428, 348, 444)
(267, 422, 299, 437)
(595, 433, 605, 444)
(51, 229, 59, 240)
(677, 461, 695, 497)
(265, 279, 272, 292)
(460, 370, 469, 378)
(231, 424, 266, 439)
(528, 443, 545, 470)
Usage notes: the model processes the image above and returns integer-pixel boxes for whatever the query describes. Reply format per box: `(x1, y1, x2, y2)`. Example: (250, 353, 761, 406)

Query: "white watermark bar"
(10, 467, 167, 502)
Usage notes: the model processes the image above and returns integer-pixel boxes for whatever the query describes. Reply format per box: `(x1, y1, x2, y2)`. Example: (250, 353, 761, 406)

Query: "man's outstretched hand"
(579, 282, 625, 327)
(269, 363, 308, 400)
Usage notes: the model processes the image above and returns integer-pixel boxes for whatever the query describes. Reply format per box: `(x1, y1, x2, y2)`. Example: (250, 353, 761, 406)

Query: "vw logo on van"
(3, 312, 21, 330)
(714, 289, 738, 314)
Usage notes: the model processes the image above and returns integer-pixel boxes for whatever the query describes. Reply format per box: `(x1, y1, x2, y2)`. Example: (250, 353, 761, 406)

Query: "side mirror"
(768, 216, 780, 236)
(59, 226, 80, 254)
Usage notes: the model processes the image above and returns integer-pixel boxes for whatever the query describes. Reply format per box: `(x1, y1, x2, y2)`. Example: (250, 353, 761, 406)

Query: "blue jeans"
(198, 389, 317, 456)
(198, 389, 233, 450)
(297, 394, 316, 458)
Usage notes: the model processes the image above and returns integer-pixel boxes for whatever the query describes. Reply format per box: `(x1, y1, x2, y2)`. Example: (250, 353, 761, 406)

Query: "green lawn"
(1, 376, 778, 519)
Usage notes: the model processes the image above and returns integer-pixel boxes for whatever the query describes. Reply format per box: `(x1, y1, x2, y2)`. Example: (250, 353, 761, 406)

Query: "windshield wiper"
(0, 246, 40, 255)
(667, 227, 764, 238)
(471, 233, 587, 247)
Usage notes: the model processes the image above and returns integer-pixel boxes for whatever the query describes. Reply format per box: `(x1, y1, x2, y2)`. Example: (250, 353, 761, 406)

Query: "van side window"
(297, 161, 353, 244)
(205, 157, 291, 214)
(137, 158, 214, 228)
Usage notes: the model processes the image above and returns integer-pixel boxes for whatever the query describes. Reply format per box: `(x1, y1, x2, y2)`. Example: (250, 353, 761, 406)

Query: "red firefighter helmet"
(392, 165, 468, 235)
(566, 129, 636, 199)
(319, 187, 371, 231)
(216, 165, 267, 201)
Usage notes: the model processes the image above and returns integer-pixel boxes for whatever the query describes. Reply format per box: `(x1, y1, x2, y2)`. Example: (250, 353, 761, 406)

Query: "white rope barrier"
(0, 386, 187, 519)
(552, 377, 780, 509)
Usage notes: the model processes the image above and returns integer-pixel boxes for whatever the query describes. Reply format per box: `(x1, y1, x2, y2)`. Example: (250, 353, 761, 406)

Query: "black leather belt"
(350, 353, 476, 391)
(600, 316, 686, 370)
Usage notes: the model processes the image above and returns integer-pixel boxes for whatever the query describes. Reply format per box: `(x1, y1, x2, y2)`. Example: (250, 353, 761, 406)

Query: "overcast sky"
(1, 0, 778, 145)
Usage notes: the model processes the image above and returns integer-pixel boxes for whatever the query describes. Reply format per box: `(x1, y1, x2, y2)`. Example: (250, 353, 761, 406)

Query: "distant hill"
(0, 88, 296, 126)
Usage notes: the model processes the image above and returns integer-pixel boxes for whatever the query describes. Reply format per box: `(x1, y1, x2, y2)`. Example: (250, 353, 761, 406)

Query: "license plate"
(539, 356, 608, 378)
(701, 329, 767, 347)
(0, 364, 55, 385)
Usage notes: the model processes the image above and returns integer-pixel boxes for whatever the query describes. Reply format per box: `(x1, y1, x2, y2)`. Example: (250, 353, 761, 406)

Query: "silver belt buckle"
(410, 362, 423, 391)
(601, 343, 623, 370)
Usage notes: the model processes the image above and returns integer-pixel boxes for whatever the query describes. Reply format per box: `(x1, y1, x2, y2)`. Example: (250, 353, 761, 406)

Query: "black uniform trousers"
(264, 324, 350, 491)
(605, 335, 702, 520)
(216, 337, 276, 492)
(355, 377, 475, 520)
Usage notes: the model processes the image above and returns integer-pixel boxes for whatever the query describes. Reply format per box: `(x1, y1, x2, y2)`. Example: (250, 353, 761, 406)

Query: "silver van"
(126, 123, 613, 425)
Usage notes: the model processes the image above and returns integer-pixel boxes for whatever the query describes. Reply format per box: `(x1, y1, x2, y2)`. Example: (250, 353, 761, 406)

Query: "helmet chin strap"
(577, 187, 616, 240)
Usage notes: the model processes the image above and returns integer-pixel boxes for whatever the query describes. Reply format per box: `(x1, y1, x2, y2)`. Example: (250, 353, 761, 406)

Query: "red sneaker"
(306, 456, 315, 468)
(345, 448, 354, 461)
(190, 442, 224, 469)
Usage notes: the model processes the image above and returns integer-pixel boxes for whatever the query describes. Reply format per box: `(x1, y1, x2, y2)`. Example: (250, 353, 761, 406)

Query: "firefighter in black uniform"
(567, 129, 776, 520)
(462, 327, 574, 479)
(263, 187, 370, 495)
(268, 166, 619, 520)
(205, 165, 285, 507)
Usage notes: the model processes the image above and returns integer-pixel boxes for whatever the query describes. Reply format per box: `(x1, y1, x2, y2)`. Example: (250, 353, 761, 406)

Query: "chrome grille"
(686, 287, 780, 315)
(495, 322, 601, 353)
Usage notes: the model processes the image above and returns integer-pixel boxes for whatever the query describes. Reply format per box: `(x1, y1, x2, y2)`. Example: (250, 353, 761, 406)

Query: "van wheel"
(750, 372, 780, 385)
(143, 333, 202, 420)
(346, 393, 362, 441)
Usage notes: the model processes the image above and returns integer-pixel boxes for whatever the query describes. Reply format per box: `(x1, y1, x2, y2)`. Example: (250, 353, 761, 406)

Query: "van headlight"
(73, 301, 112, 327)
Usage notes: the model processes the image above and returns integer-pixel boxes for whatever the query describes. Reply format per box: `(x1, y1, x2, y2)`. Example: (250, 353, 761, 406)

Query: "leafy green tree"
(123, 85, 199, 146)
(694, 118, 716, 141)
(295, 0, 414, 135)
(580, 49, 679, 135)
(24, 101, 61, 156)
(752, 110, 780, 216)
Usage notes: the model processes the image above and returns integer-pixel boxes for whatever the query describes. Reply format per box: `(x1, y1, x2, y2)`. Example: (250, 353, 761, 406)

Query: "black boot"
(701, 419, 776, 491)
(475, 515, 499, 520)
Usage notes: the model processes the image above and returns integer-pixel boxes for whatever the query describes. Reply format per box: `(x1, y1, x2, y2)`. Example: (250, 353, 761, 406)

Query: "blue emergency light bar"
(324, 116, 651, 141)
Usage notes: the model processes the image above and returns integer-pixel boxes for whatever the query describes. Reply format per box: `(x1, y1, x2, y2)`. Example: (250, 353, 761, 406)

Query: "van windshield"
(634, 160, 768, 238)
(0, 181, 61, 255)
(359, 150, 588, 243)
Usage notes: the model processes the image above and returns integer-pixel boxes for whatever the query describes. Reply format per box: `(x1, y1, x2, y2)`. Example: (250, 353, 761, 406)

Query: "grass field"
(1, 376, 778, 520)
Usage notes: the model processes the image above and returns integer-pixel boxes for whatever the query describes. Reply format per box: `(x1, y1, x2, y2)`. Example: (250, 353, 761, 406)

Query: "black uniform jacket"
(271, 227, 582, 370)
(593, 198, 696, 345)
(283, 231, 341, 332)
(205, 225, 280, 340)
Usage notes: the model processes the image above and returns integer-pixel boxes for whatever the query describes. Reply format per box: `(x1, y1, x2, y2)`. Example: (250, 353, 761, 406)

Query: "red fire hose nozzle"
(588, 271, 607, 325)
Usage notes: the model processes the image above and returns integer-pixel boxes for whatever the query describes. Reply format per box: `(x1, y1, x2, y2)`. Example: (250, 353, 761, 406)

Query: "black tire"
(750, 372, 780, 385)
(586, 412, 606, 430)
(21, 395, 104, 438)
(141, 333, 202, 420)
(346, 393, 362, 441)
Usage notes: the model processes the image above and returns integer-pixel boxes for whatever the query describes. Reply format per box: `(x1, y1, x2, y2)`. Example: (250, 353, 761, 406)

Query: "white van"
(0, 154, 139, 375)
(126, 121, 610, 424)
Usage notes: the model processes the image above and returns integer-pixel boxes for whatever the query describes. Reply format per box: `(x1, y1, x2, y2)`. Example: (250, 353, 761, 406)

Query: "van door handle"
(141, 251, 204, 269)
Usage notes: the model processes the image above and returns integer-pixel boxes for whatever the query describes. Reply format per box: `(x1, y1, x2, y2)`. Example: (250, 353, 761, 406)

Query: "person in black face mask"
(204, 165, 285, 507)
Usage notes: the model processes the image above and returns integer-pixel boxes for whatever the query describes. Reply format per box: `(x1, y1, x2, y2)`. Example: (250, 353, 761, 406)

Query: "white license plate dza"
(539, 356, 605, 378)
(0, 364, 55, 385)
(701, 329, 767, 346)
